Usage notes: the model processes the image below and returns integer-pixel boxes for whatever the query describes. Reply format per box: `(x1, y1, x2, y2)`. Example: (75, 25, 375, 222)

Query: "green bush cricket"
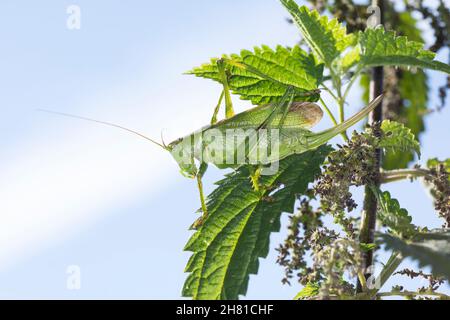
(41, 59, 383, 229)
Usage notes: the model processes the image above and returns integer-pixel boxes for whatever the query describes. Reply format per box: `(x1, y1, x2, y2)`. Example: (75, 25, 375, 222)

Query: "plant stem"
(329, 68, 350, 141)
(380, 168, 430, 183)
(377, 290, 450, 299)
(337, 97, 349, 141)
(357, 0, 384, 293)
(342, 68, 362, 102)
(321, 82, 340, 103)
(365, 251, 403, 298)
(377, 251, 403, 289)
(319, 97, 338, 126)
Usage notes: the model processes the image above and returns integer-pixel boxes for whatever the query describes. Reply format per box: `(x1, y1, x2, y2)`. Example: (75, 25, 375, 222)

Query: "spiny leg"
(191, 162, 209, 230)
(211, 90, 225, 125)
(257, 87, 295, 130)
(217, 59, 234, 118)
(192, 63, 234, 229)
(278, 93, 295, 129)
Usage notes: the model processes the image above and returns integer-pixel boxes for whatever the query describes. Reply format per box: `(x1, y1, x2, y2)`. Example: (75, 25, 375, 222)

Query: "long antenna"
(37, 109, 166, 149)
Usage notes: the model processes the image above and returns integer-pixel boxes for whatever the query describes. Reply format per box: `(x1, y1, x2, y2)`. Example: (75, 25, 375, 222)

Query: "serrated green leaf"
(294, 282, 320, 300)
(378, 229, 450, 280)
(187, 45, 323, 104)
(380, 120, 421, 159)
(372, 188, 417, 238)
(339, 46, 361, 72)
(280, 0, 354, 66)
(359, 27, 450, 74)
(182, 145, 332, 300)
(361, 12, 429, 170)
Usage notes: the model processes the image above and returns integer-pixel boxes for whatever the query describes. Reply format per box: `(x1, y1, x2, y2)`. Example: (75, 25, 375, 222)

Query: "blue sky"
(0, 0, 448, 299)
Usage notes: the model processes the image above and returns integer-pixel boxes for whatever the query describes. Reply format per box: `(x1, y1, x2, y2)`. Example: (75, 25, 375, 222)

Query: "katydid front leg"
(193, 71, 235, 229)
(217, 59, 235, 118)
(191, 162, 209, 230)
(210, 90, 225, 125)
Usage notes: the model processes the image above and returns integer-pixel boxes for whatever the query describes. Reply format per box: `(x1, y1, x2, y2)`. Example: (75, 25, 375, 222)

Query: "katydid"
(40, 93, 382, 228)
(40, 56, 383, 229)
(166, 94, 383, 174)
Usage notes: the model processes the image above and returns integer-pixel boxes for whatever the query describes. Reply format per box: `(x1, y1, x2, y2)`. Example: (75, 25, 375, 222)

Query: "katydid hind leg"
(257, 87, 295, 130)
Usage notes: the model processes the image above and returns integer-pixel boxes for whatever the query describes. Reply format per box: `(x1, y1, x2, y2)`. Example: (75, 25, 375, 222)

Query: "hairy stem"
(321, 82, 340, 103)
(343, 68, 362, 102)
(380, 168, 430, 183)
(337, 98, 349, 141)
(357, 0, 385, 293)
(366, 251, 403, 298)
(319, 97, 338, 126)
(329, 67, 350, 141)
(377, 290, 450, 299)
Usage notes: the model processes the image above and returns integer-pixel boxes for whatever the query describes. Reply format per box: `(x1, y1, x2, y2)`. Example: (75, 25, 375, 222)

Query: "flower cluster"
(276, 191, 325, 286)
(395, 268, 445, 292)
(276, 192, 365, 298)
(425, 160, 450, 227)
(314, 126, 380, 215)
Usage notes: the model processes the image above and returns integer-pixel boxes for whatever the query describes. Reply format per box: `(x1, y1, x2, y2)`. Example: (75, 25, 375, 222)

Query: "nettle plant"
(169, 0, 450, 299)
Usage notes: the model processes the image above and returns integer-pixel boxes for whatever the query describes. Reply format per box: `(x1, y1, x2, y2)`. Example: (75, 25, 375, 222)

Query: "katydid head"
(166, 136, 202, 179)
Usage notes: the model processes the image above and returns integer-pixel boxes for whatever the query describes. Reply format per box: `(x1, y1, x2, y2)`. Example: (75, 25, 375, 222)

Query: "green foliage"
(294, 282, 320, 300)
(372, 188, 417, 239)
(360, 243, 377, 252)
(339, 46, 361, 72)
(396, 12, 423, 43)
(359, 27, 450, 74)
(183, 146, 331, 300)
(360, 11, 429, 171)
(383, 70, 428, 170)
(177, 0, 450, 300)
(428, 158, 450, 176)
(379, 230, 450, 280)
(280, 0, 354, 66)
(187, 45, 323, 104)
(379, 120, 421, 159)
